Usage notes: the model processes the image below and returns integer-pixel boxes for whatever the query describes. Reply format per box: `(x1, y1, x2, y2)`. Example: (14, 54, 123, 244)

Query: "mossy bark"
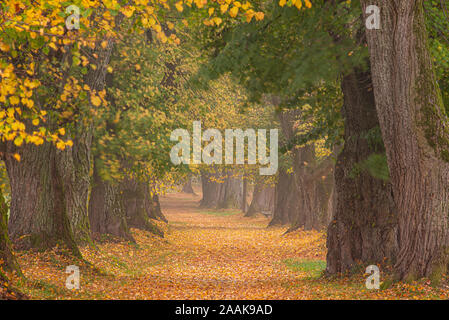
(5, 142, 81, 256)
(361, 0, 449, 281)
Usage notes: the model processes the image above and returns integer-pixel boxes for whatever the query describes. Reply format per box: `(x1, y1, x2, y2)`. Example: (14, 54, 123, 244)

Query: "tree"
(278, 109, 334, 231)
(88, 162, 134, 242)
(182, 176, 196, 194)
(326, 68, 397, 274)
(270, 167, 300, 225)
(245, 179, 275, 217)
(361, 0, 449, 281)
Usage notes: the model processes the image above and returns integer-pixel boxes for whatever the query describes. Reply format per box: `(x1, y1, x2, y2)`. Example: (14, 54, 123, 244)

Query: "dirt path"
(146, 192, 327, 299)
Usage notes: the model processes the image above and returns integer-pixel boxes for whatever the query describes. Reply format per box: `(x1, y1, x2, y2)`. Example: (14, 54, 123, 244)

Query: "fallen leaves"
(5, 192, 449, 300)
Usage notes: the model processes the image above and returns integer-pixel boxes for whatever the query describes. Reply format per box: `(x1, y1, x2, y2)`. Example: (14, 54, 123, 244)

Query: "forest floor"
(6, 191, 449, 299)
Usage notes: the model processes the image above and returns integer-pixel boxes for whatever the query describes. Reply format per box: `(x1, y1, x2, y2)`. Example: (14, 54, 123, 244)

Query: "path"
(17, 190, 447, 299)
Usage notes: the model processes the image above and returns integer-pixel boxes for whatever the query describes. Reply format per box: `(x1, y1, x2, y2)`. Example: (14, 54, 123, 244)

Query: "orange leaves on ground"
(7, 191, 449, 300)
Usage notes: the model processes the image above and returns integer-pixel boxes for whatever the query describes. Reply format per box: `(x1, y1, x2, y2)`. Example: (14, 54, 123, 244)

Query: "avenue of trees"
(0, 0, 449, 298)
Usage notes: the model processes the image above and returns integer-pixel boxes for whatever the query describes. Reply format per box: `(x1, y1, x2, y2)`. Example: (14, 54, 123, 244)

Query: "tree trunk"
(59, 127, 92, 244)
(147, 193, 168, 222)
(200, 170, 225, 208)
(0, 190, 20, 275)
(217, 171, 244, 209)
(88, 161, 134, 242)
(288, 145, 334, 232)
(245, 181, 275, 217)
(0, 216, 26, 299)
(181, 177, 196, 194)
(326, 69, 398, 275)
(277, 110, 334, 231)
(5, 143, 81, 256)
(269, 168, 299, 226)
(361, 0, 449, 281)
(241, 178, 249, 213)
(122, 179, 164, 237)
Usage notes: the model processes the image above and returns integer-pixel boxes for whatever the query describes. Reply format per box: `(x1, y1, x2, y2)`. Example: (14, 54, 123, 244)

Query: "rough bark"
(4, 32, 116, 251)
(59, 127, 92, 244)
(5, 143, 81, 256)
(88, 161, 134, 242)
(326, 69, 398, 275)
(361, 0, 449, 281)
(245, 181, 275, 217)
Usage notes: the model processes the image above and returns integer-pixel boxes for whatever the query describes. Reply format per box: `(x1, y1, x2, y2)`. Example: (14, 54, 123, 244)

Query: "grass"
(283, 259, 326, 278)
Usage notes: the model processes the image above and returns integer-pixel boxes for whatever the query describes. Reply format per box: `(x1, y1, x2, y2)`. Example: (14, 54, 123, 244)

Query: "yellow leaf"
(56, 141, 65, 150)
(10, 96, 19, 105)
(14, 136, 23, 146)
(13, 154, 20, 162)
(32, 118, 39, 126)
(0, 42, 10, 52)
(220, 3, 229, 13)
(58, 128, 66, 136)
(229, 6, 239, 17)
(255, 12, 264, 20)
(212, 17, 223, 26)
(279, 0, 286, 6)
(175, 1, 183, 12)
(304, 0, 312, 8)
(154, 24, 162, 33)
(121, 6, 134, 18)
(49, 42, 58, 50)
(91, 95, 101, 107)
